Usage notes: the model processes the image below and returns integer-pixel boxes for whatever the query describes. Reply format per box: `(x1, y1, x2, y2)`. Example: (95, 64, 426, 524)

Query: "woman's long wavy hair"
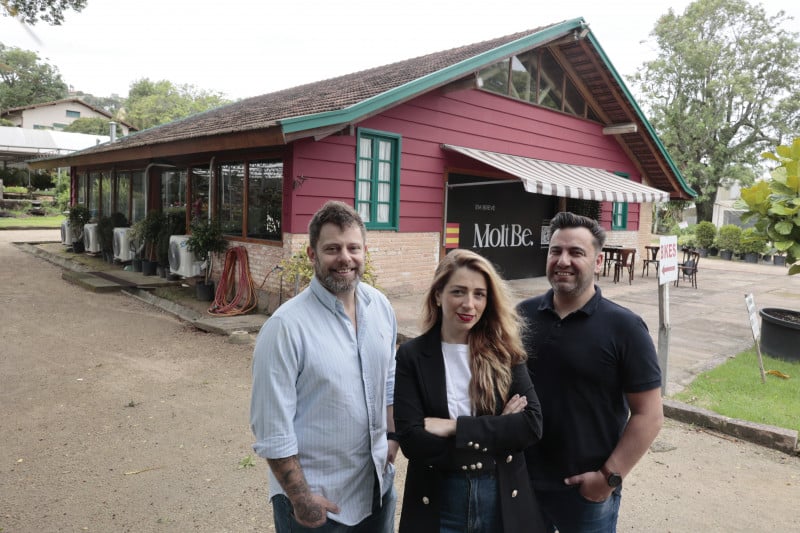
(421, 249, 527, 415)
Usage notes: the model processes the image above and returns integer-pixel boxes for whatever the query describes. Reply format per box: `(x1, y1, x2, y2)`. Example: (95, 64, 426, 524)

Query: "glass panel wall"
(88, 171, 101, 219)
(77, 173, 87, 205)
(161, 170, 187, 209)
(219, 162, 244, 236)
(190, 166, 211, 223)
(131, 171, 145, 223)
(117, 172, 131, 223)
(247, 160, 283, 240)
(101, 172, 112, 217)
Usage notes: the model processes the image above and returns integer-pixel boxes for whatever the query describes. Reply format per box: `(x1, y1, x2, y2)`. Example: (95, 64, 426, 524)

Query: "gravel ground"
(2, 229, 799, 533)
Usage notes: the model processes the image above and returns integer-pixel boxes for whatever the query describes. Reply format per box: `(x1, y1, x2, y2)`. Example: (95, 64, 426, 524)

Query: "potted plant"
(140, 210, 165, 276)
(97, 215, 114, 263)
(128, 218, 146, 272)
(716, 224, 741, 260)
(187, 218, 228, 300)
(156, 207, 186, 277)
(67, 204, 91, 253)
(739, 228, 768, 263)
(694, 221, 717, 257)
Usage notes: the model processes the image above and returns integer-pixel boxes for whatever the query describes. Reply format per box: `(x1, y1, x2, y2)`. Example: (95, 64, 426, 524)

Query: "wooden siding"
(287, 87, 647, 233)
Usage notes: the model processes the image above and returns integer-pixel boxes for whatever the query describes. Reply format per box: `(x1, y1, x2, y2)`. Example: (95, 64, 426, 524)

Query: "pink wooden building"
(33, 18, 694, 301)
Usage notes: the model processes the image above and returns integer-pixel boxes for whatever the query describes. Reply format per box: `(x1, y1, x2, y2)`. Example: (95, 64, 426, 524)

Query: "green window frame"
(612, 172, 629, 230)
(66, 110, 81, 118)
(356, 129, 401, 230)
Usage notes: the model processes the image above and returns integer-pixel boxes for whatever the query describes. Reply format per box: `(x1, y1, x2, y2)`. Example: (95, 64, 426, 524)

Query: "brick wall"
(209, 232, 441, 313)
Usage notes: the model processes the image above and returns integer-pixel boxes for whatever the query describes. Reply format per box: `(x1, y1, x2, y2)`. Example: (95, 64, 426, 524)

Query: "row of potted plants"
(677, 221, 786, 265)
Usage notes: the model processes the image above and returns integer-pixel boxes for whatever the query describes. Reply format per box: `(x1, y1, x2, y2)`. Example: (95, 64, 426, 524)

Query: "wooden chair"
(602, 247, 622, 277)
(675, 250, 700, 289)
(641, 245, 659, 277)
(613, 248, 636, 285)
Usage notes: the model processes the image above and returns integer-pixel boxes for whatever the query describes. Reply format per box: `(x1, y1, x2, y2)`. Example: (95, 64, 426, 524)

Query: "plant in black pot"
(739, 228, 768, 264)
(128, 218, 146, 272)
(187, 218, 228, 301)
(715, 224, 741, 261)
(67, 204, 91, 253)
(140, 210, 165, 276)
(694, 221, 717, 258)
(156, 207, 186, 278)
(97, 215, 115, 263)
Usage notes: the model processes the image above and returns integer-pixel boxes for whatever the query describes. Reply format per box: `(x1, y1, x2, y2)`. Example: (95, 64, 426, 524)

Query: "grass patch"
(672, 347, 800, 432)
(0, 214, 65, 228)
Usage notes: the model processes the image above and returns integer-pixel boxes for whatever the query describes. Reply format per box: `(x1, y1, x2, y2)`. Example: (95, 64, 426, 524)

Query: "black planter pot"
(141, 259, 158, 276)
(744, 252, 759, 264)
(196, 281, 215, 301)
(156, 265, 167, 278)
(698, 248, 709, 258)
(132, 258, 143, 272)
(708, 247, 719, 257)
(72, 240, 85, 254)
(720, 249, 733, 260)
(774, 255, 787, 266)
(759, 308, 800, 362)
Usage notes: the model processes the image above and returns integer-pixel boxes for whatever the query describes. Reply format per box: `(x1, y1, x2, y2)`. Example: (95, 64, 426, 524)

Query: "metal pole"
(657, 281, 670, 396)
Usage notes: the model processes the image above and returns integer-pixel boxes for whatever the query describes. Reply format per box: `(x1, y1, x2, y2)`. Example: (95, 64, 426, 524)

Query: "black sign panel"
(446, 174, 557, 280)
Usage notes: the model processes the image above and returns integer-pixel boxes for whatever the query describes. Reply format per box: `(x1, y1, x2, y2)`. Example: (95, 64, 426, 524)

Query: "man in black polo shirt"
(518, 211, 663, 533)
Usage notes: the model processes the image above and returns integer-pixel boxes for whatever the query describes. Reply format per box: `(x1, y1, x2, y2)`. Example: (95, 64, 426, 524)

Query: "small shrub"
(695, 221, 717, 249)
(716, 224, 742, 252)
(739, 228, 768, 255)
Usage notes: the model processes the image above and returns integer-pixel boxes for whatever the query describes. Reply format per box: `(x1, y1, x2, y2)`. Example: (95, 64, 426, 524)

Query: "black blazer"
(394, 327, 546, 533)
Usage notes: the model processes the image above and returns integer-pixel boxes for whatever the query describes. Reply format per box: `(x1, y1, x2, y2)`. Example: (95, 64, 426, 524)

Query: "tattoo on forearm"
(267, 456, 324, 523)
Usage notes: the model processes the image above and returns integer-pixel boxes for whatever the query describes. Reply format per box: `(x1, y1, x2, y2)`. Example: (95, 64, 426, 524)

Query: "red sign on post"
(658, 235, 678, 285)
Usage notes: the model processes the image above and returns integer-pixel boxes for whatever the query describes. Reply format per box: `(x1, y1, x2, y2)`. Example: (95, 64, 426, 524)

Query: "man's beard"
(314, 258, 364, 294)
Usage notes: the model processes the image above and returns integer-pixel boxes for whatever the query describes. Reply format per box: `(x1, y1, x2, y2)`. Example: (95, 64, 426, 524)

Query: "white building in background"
(1, 98, 134, 136)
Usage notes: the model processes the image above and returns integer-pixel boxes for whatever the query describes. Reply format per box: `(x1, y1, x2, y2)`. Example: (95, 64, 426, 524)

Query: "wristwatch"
(600, 465, 622, 488)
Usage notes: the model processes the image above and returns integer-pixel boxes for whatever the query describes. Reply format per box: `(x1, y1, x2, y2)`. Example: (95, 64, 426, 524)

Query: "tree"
(1, 0, 86, 25)
(63, 116, 112, 135)
(0, 43, 68, 110)
(632, 0, 800, 222)
(125, 78, 230, 131)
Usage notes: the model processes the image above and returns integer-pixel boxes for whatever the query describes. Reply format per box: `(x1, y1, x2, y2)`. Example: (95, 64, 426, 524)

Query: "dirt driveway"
(2, 229, 799, 532)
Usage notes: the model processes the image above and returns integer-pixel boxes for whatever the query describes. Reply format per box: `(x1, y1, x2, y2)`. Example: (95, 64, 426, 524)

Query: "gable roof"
(2, 97, 137, 131)
(29, 18, 693, 199)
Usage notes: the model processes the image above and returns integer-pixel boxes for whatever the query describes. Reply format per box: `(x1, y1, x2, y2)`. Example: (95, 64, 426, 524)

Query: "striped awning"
(442, 144, 670, 203)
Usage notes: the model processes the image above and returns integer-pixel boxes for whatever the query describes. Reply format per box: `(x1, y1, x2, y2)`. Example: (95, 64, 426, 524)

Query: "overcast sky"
(1, 0, 797, 101)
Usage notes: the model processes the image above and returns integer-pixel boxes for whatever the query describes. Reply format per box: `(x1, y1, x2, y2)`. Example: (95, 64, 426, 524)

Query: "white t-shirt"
(441, 342, 472, 418)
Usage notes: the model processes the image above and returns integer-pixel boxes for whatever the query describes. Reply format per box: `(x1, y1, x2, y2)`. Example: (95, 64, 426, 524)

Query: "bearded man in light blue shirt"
(251, 201, 398, 533)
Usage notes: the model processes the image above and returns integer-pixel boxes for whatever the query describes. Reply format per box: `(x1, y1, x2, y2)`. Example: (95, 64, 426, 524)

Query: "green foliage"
(125, 78, 230, 131)
(63, 117, 112, 135)
(278, 244, 381, 294)
(677, 233, 696, 249)
(1, 0, 87, 25)
(737, 137, 800, 274)
(187, 218, 228, 282)
(694, 221, 717, 249)
(673, 347, 800, 433)
(67, 204, 90, 240)
(739, 227, 768, 255)
(238, 455, 256, 469)
(715, 224, 742, 252)
(632, 0, 800, 222)
(135, 210, 166, 261)
(97, 215, 114, 253)
(2, 185, 28, 194)
(0, 43, 68, 110)
(157, 208, 186, 266)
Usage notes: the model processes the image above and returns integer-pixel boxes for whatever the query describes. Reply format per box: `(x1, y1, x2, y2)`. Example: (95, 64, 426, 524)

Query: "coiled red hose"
(208, 246, 258, 316)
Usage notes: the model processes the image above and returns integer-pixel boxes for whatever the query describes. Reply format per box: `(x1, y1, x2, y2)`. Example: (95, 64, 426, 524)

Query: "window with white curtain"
(356, 129, 400, 230)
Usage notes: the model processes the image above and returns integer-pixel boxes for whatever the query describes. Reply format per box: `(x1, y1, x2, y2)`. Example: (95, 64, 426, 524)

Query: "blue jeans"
(271, 484, 396, 533)
(535, 486, 621, 533)
(439, 472, 501, 533)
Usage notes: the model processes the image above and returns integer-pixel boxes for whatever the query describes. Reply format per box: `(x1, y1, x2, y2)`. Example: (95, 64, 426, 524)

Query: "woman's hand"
(424, 417, 457, 437)
(501, 393, 526, 415)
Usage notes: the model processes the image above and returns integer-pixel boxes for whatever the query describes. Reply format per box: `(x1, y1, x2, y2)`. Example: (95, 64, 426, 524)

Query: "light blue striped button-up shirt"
(250, 276, 397, 526)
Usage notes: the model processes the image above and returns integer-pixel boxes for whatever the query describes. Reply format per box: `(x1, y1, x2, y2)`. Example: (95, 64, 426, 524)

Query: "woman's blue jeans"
(439, 472, 501, 533)
(535, 486, 622, 533)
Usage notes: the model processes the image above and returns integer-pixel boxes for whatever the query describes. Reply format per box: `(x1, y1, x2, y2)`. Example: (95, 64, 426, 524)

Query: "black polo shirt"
(517, 287, 661, 490)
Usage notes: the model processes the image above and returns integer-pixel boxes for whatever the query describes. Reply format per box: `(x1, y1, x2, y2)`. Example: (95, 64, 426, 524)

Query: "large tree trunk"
(694, 199, 714, 223)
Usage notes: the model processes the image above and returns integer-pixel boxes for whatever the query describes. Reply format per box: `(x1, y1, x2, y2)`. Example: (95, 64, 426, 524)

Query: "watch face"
(607, 473, 622, 487)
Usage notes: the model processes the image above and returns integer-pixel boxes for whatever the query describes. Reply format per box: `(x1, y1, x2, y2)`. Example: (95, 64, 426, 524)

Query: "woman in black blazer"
(394, 249, 545, 533)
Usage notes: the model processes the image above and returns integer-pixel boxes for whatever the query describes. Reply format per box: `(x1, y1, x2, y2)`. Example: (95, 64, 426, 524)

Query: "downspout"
(142, 162, 177, 214)
(208, 156, 215, 223)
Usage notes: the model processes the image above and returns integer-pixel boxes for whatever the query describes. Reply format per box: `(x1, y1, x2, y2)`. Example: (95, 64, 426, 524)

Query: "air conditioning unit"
(169, 235, 203, 278)
(113, 227, 133, 262)
(83, 223, 101, 253)
(61, 219, 73, 246)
